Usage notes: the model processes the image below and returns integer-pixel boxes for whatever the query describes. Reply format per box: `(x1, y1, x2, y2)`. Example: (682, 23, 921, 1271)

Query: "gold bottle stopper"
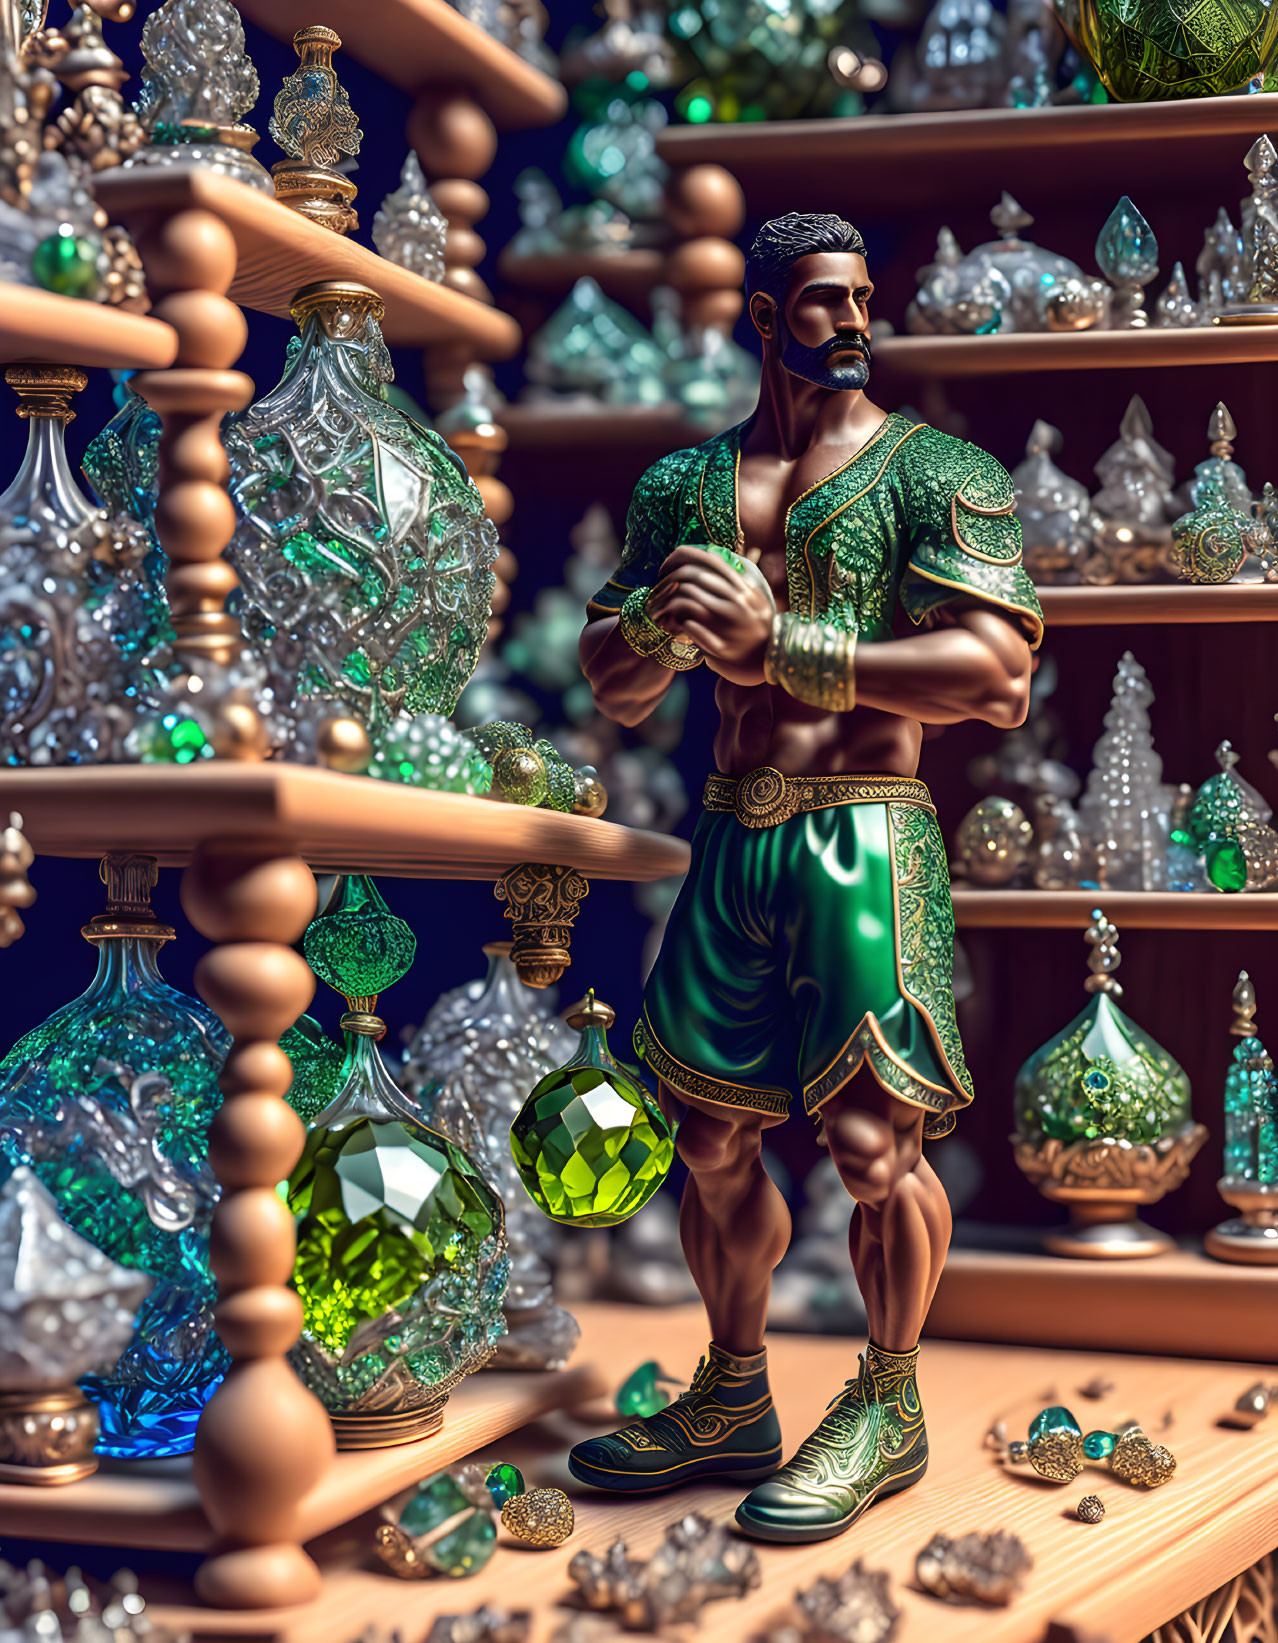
(566, 990, 615, 1032)
(269, 25, 363, 236)
(82, 852, 174, 944)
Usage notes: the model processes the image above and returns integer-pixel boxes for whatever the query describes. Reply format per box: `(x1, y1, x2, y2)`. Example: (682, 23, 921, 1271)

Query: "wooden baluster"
(443, 402, 516, 642)
(663, 162, 747, 334)
(181, 846, 332, 1610)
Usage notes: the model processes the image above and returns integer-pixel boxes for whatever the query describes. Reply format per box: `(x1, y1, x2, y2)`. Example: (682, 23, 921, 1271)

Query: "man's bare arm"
(580, 613, 679, 728)
(854, 607, 1032, 729)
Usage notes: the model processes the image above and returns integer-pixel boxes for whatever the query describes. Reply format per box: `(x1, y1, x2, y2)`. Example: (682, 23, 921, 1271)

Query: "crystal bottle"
(1207, 973, 1278, 1264)
(126, 0, 272, 193)
(0, 854, 230, 1458)
(0, 365, 158, 767)
(402, 942, 580, 1370)
(512, 992, 676, 1228)
(285, 875, 507, 1446)
(224, 281, 498, 764)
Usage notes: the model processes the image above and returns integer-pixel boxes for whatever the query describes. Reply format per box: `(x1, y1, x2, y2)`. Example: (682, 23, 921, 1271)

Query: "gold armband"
(763, 613, 857, 712)
(619, 585, 703, 672)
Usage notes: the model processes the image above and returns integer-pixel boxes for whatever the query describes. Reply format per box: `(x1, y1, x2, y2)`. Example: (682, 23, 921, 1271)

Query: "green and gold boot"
(734, 1341, 927, 1542)
(568, 1343, 782, 1494)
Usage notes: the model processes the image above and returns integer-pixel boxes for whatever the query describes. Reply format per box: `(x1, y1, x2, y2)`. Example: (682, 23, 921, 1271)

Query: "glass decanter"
(511, 992, 676, 1228)
(0, 854, 230, 1458)
(0, 366, 159, 766)
(284, 876, 508, 1446)
(223, 282, 499, 763)
(402, 942, 580, 1370)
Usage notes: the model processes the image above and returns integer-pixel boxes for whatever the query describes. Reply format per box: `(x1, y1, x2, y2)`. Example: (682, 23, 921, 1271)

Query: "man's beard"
(778, 324, 871, 392)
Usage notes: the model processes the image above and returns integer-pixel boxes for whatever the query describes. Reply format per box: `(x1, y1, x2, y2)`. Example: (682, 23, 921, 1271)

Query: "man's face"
(770, 251, 874, 392)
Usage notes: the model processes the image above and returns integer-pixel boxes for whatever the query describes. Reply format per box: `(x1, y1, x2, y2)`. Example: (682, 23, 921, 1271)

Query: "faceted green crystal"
(303, 875, 417, 1000)
(511, 1000, 675, 1228)
(1207, 839, 1248, 892)
(615, 1360, 680, 1419)
(1030, 1406, 1081, 1444)
(396, 1468, 499, 1578)
(1083, 1429, 1116, 1459)
(485, 1461, 525, 1505)
(401, 1471, 471, 1536)
(1095, 197, 1158, 285)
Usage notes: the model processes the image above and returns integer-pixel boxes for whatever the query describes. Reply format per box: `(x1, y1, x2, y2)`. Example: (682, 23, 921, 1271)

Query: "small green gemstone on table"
(32, 228, 100, 298)
(1083, 1430, 1117, 1460)
(1029, 1406, 1081, 1444)
(485, 1461, 525, 1506)
(431, 1510, 497, 1577)
(616, 1360, 675, 1419)
(400, 1471, 471, 1536)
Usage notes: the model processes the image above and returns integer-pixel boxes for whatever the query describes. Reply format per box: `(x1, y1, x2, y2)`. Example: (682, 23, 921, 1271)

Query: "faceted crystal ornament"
(1083, 1428, 1116, 1459)
(1012, 420, 1093, 584)
(1014, 911, 1191, 1145)
(524, 277, 668, 403)
(1055, 0, 1278, 100)
(375, 1466, 499, 1579)
(402, 942, 579, 1369)
(225, 282, 498, 762)
(1076, 651, 1171, 890)
(373, 152, 447, 282)
(1154, 261, 1199, 327)
(1172, 406, 1264, 584)
(1096, 197, 1158, 328)
(303, 874, 416, 1001)
(0, 854, 230, 1457)
(511, 992, 676, 1228)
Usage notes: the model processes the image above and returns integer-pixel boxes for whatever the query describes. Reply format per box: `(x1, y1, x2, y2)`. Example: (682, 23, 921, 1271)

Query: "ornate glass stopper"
(1172, 403, 1264, 585)
(1095, 196, 1158, 329)
(373, 151, 447, 281)
(285, 875, 508, 1446)
(269, 25, 362, 235)
(126, 0, 270, 193)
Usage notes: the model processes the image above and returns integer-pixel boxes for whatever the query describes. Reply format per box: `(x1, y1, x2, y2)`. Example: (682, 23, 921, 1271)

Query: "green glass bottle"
(510, 992, 675, 1228)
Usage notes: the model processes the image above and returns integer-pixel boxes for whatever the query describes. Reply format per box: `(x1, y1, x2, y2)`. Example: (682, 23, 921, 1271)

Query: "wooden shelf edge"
(877, 324, 1278, 378)
(0, 285, 178, 370)
(499, 402, 708, 451)
(951, 889, 1278, 929)
(1038, 583, 1278, 624)
(497, 247, 667, 298)
(929, 1248, 1278, 1363)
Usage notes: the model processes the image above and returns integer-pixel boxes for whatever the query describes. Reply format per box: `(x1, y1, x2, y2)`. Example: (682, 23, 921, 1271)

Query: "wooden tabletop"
(2, 764, 691, 882)
(145, 1301, 1278, 1642)
(0, 285, 177, 371)
(93, 168, 521, 354)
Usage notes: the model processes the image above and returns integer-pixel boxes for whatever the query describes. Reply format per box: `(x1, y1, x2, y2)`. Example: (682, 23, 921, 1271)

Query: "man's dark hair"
(745, 212, 867, 305)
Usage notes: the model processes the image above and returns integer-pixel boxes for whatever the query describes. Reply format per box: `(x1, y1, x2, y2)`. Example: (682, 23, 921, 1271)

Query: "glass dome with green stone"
(510, 992, 675, 1228)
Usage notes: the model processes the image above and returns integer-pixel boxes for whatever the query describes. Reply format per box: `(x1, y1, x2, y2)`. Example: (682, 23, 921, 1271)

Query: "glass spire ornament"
(523, 277, 669, 404)
(285, 875, 507, 1446)
(401, 941, 579, 1370)
(1095, 197, 1158, 328)
(1171, 405, 1268, 585)
(1197, 207, 1247, 320)
(1085, 395, 1177, 583)
(372, 152, 447, 282)
(1153, 261, 1199, 327)
(511, 991, 676, 1228)
(125, 0, 271, 193)
(0, 1167, 151, 1484)
(269, 25, 362, 236)
(1076, 651, 1171, 890)
(1011, 420, 1093, 584)
(1206, 972, 1278, 1264)
(0, 365, 162, 767)
(224, 282, 498, 767)
(0, 853, 230, 1457)
(1012, 910, 1205, 1258)
(1053, 0, 1278, 99)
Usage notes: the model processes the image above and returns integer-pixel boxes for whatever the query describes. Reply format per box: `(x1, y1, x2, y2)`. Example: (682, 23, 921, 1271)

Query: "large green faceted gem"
(1207, 839, 1248, 892)
(430, 1511, 497, 1577)
(396, 1468, 499, 1578)
(1083, 1429, 1116, 1459)
(1030, 1406, 1081, 1444)
(1055, 0, 1278, 100)
(303, 874, 417, 999)
(484, 1461, 525, 1505)
(400, 1470, 475, 1535)
(510, 993, 675, 1228)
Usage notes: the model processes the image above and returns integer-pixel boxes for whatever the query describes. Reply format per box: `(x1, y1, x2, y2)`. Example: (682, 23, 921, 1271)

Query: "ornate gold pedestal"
(1205, 1179, 1278, 1265)
(1013, 1123, 1208, 1259)
(271, 159, 358, 235)
(0, 1387, 99, 1485)
(495, 862, 589, 988)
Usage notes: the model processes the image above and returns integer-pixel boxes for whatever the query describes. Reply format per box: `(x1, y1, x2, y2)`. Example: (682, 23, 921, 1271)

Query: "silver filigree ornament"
(0, 367, 157, 768)
(126, 0, 272, 194)
(401, 943, 579, 1370)
(224, 282, 498, 767)
(372, 151, 447, 282)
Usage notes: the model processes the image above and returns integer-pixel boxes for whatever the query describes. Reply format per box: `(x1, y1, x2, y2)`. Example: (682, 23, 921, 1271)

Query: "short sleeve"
(898, 435, 1044, 649)
(587, 445, 700, 617)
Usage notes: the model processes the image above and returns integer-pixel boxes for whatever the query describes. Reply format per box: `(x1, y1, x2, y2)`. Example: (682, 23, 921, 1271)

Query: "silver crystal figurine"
(373, 151, 448, 281)
(1221, 133, 1278, 323)
(1011, 419, 1092, 584)
(1154, 260, 1200, 327)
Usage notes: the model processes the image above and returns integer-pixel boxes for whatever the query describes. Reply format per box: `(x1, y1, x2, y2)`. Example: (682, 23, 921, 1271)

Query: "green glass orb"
(303, 874, 417, 999)
(1083, 1429, 1117, 1459)
(485, 1461, 525, 1506)
(395, 1469, 498, 1578)
(492, 746, 548, 807)
(32, 229, 101, 298)
(509, 996, 675, 1228)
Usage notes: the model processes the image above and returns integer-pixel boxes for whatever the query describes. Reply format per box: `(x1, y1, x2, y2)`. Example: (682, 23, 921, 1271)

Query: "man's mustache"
(823, 335, 871, 362)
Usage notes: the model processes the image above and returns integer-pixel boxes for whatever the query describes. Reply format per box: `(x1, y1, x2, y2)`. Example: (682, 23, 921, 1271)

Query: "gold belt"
(703, 767, 934, 829)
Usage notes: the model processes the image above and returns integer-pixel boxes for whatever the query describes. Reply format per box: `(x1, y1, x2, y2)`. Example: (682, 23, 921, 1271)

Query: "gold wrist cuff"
(619, 586, 703, 672)
(764, 614, 857, 712)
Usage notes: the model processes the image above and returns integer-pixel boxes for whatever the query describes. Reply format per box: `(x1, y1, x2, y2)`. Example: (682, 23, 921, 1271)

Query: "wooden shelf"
(1038, 582, 1278, 623)
(876, 324, 1278, 378)
(0, 285, 178, 370)
(952, 888, 1278, 929)
(929, 1249, 1278, 1363)
(0, 1359, 604, 1553)
(235, 0, 565, 129)
(500, 402, 705, 452)
(93, 168, 521, 355)
(138, 1302, 1278, 1643)
(3, 764, 690, 881)
(657, 96, 1274, 216)
(497, 247, 667, 306)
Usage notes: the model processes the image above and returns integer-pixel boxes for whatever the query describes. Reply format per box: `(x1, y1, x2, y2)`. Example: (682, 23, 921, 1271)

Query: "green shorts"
(634, 779, 972, 1139)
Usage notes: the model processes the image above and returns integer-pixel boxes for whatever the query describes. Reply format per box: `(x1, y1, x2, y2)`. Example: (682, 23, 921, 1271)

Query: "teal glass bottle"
(0, 854, 229, 1457)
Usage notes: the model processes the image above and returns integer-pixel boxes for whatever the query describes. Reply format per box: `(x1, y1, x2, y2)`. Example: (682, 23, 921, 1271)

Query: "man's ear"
(749, 292, 775, 341)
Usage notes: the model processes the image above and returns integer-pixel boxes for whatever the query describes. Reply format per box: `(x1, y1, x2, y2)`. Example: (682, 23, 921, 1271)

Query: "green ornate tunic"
(590, 412, 1044, 648)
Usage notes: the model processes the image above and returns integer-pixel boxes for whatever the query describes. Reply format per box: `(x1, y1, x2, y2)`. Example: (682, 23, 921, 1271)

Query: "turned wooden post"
(444, 408, 515, 641)
(663, 162, 747, 334)
(181, 845, 332, 1610)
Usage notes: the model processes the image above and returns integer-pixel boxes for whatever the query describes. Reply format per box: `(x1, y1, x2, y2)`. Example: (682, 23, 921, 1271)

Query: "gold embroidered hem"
(635, 1013, 791, 1116)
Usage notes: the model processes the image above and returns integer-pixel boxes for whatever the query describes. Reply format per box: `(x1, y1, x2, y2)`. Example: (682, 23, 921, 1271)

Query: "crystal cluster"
(373, 153, 448, 281)
(0, 1563, 184, 1643)
(914, 1531, 1032, 1606)
(763, 1559, 900, 1643)
(401, 943, 580, 1370)
(0, 854, 229, 1457)
(1076, 652, 1171, 891)
(568, 1513, 760, 1630)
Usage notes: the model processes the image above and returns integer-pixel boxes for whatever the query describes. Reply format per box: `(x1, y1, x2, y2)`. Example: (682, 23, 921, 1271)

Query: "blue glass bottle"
(0, 853, 230, 1457)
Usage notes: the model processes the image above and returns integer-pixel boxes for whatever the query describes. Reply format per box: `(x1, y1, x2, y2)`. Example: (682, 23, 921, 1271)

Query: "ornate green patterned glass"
(303, 874, 416, 1002)
(510, 992, 675, 1228)
(1054, 0, 1278, 100)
